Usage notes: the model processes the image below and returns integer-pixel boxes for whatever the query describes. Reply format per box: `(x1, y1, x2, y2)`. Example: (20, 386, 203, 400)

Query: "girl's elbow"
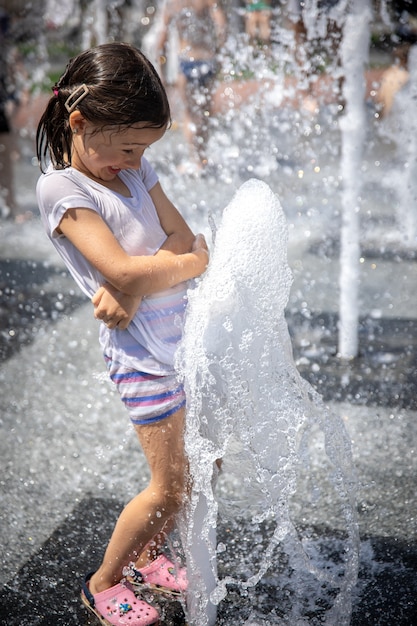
(110, 271, 143, 297)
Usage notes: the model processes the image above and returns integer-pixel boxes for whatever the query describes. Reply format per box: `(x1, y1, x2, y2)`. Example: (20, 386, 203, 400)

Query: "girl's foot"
(81, 572, 160, 626)
(125, 555, 188, 597)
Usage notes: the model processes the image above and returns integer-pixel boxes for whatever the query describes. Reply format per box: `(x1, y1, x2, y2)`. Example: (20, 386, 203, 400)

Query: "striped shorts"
(105, 356, 186, 426)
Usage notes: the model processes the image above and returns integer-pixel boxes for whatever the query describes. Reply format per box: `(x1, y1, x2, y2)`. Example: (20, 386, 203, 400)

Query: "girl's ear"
(69, 111, 87, 134)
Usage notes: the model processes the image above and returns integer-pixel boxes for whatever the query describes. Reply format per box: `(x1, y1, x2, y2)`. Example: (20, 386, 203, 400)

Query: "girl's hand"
(192, 233, 208, 253)
(192, 233, 210, 270)
(92, 283, 142, 330)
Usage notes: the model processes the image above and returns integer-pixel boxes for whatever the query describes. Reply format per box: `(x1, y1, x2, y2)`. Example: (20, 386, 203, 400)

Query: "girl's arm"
(57, 204, 208, 297)
(91, 232, 208, 329)
(211, 1, 227, 50)
(149, 181, 195, 255)
(77, 181, 207, 327)
(156, 0, 178, 59)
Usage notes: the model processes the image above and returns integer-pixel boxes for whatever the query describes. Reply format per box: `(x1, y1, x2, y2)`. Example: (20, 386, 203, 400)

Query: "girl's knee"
(151, 490, 184, 519)
(166, 490, 185, 516)
(165, 476, 188, 512)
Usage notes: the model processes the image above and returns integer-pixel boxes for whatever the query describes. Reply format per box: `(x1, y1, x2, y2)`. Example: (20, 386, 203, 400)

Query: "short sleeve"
(36, 170, 100, 239)
(139, 157, 159, 192)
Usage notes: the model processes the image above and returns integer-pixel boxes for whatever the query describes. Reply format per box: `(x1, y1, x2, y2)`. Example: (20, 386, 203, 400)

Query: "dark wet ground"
(0, 258, 87, 362)
(0, 495, 416, 625)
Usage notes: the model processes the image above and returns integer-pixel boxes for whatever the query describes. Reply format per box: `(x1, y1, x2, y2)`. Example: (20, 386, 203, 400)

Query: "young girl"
(36, 42, 209, 626)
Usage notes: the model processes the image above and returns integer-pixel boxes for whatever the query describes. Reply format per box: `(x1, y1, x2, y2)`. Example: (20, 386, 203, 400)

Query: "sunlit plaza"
(1, 2, 416, 625)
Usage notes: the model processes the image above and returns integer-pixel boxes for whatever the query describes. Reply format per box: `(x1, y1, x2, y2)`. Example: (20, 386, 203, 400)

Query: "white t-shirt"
(36, 158, 188, 375)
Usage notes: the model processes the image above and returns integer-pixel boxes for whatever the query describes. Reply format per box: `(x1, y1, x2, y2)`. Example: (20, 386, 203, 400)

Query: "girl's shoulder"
(36, 166, 98, 208)
(120, 157, 159, 192)
(39, 165, 85, 186)
(37, 165, 75, 191)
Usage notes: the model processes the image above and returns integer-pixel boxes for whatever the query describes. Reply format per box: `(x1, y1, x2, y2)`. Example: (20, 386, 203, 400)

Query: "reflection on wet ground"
(1, 496, 416, 625)
(0, 258, 86, 361)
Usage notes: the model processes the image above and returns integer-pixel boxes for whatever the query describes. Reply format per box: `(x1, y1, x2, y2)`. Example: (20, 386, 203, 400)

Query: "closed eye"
(122, 146, 149, 155)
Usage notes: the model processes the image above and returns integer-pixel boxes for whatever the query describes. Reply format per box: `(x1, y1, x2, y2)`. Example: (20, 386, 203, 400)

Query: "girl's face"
(69, 114, 166, 182)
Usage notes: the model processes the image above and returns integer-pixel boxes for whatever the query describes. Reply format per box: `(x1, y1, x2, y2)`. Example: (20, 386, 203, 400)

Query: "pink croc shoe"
(81, 572, 160, 625)
(126, 555, 188, 597)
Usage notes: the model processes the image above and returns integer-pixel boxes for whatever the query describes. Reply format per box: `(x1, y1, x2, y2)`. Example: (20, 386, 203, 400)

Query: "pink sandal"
(125, 555, 188, 597)
(81, 572, 160, 625)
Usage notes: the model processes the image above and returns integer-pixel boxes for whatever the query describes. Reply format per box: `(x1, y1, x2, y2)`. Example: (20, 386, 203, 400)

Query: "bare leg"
(258, 11, 271, 45)
(245, 11, 271, 46)
(245, 12, 258, 42)
(177, 70, 215, 167)
(89, 407, 188, 594)
(176, 72, 202, 165)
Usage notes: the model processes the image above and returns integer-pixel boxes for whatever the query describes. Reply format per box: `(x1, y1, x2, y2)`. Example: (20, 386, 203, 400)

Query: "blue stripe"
(130, 399, 186, 425)
(125, 384, 184, 405)
(141, 302, 186, 322)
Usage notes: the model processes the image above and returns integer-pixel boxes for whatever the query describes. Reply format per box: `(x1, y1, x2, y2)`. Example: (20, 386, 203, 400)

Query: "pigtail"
(36, 88, 73, 172)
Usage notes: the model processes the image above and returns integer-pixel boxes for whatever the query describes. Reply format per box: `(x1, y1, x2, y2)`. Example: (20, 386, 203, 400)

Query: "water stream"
(177, 179, 359, 625)
(338, 0, 371, 358)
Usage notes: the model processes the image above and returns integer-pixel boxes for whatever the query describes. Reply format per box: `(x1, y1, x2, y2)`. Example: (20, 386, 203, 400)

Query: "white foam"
(177, 180, 359, 625)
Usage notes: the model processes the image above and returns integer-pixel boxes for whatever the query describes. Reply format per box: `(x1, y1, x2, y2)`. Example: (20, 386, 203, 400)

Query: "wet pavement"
(1, 116, 417, 625)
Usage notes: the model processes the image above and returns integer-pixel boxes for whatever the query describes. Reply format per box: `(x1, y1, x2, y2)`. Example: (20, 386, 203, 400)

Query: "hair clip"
(64, 84, 90, 113)
(52, 87, 59, 97)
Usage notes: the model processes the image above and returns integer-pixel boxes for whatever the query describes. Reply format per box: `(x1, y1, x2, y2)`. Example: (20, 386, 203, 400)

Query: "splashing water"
(176, 179, 359, 625)
(394, 45, 417, 246)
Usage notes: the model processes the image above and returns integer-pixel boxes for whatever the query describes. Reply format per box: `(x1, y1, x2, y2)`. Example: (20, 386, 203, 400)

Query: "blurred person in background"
(0, 0, 45, 221)
(156, 0, 227, 171)
(376, 0, 417, 115)
(244, 0, 272, 49)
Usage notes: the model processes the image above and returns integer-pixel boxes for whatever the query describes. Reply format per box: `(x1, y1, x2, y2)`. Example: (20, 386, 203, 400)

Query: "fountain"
(1, 1, 417, 625)
(177, 179, 359, 625)
(338, 0, 372, 359)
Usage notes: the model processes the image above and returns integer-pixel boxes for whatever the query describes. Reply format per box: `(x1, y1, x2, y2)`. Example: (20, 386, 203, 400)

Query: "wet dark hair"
(36, 42, 171, 172)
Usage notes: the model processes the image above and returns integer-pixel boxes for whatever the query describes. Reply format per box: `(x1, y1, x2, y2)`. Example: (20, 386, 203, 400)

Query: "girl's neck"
(74, 166, 132, 197)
